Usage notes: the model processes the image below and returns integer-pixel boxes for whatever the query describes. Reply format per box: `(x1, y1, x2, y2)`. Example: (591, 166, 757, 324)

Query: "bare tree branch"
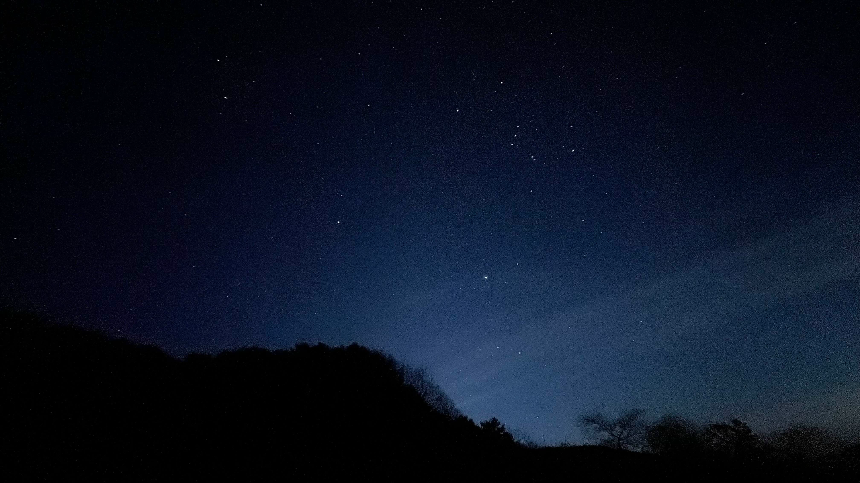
(579, 409, 646, 450)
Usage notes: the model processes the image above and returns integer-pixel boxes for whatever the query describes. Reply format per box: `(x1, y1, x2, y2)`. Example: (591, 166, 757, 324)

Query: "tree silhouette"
(399, 365, 462, 419)
(703, 419, 762, 465)
(579, 409, 646, 450)
(646, 415, 703, 456)
(480, 417, 515, 445)
(766, 425, 843, 463)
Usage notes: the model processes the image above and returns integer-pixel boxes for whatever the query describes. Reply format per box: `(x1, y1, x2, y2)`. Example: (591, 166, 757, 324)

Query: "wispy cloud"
(438, 199, 859, 441)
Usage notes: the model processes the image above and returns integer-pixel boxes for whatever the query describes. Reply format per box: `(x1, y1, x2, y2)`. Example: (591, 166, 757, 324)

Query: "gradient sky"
(3, 1, 859, 444)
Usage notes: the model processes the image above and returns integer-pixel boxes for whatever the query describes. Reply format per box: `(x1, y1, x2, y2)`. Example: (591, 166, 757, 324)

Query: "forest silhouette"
(3, 309, 858, 482)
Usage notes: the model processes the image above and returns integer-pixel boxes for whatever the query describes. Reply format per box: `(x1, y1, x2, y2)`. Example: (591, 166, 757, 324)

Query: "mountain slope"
(2, 311, 515, 481)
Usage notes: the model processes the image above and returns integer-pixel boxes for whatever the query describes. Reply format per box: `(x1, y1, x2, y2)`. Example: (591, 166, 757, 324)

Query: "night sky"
(3, 1, 859, 444)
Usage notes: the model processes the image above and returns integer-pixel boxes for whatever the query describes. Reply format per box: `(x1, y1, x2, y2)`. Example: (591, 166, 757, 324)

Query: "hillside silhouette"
(3, 310, 858, 482)
(4, 310, 530, 481)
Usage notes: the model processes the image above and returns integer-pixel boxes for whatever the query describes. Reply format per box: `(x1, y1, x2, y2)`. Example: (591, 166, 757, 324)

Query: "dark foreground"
(3, 310, 857, 482)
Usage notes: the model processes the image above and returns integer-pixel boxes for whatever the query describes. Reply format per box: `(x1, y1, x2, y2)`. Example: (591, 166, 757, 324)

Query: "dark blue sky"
(3, 1, 859, 444)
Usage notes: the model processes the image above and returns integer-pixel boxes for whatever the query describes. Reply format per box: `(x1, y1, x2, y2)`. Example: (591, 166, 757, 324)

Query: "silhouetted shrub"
(646, 415, 704, 457)
(480, 417, 516, 445)
(703, 419, 763, 464)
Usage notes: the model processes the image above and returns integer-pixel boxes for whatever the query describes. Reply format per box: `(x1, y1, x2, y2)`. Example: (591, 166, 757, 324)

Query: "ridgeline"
(3, 310, 857, 482)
